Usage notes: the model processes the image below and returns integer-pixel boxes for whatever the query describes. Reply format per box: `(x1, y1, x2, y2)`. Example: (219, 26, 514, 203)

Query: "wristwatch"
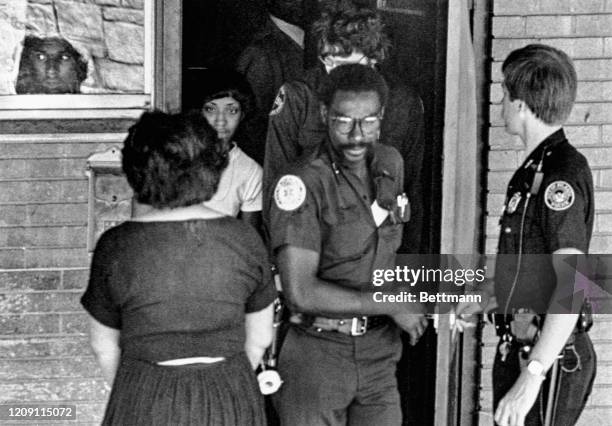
(526, 360, 546, 379)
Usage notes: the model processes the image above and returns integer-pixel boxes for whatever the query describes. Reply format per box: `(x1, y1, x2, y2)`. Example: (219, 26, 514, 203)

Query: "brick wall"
(0, 132, 125, 425)
(482, 0, 612, 423)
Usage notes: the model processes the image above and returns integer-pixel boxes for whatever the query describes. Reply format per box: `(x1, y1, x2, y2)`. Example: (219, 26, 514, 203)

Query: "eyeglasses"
(329, 114, 383, 135)
(318, 53, 368, 70)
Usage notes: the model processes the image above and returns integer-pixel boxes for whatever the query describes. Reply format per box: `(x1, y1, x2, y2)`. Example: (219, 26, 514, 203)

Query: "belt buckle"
(350, 316, 368, 336)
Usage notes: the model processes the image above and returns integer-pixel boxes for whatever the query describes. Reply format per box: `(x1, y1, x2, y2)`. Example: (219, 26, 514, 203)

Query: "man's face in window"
(16, 37, 87, 94)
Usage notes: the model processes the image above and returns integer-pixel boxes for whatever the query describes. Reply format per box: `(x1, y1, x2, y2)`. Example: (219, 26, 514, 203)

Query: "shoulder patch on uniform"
(270, 86, 286, 116)
(544, 181, 575, 211)
(274, 174, 306, 211)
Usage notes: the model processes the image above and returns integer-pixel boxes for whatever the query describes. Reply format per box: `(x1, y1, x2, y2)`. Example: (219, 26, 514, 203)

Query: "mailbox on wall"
(86, 146, 133, 252)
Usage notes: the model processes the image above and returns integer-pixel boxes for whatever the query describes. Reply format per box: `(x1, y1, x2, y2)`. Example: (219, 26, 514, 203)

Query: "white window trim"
(0, 0, 155, 120)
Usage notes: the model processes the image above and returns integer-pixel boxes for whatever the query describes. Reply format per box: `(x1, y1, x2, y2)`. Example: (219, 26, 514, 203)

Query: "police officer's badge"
(270, 86, 286, 116)
(274, 175, 306, 211)
(506, 192, 521, 214)
(544, 180, 575, 211)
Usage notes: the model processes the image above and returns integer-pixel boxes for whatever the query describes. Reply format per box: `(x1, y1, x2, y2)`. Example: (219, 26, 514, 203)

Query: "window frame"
(0, 0, 170, 120)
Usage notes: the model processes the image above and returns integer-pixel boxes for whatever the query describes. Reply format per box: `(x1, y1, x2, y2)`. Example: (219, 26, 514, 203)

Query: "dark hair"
(16, 36, 88, 94)
(319, 63, 388, 107)
(502, 44, 577, 125)
(122, 111, 229, 208)
(312, 7, 390, 63)
(183, 68, 255, 120)
(267, 0, 304, 27)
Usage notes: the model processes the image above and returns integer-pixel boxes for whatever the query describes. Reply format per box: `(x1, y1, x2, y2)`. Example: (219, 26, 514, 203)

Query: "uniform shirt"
(263, 65, 425, 253)
(494, 129, 594, 313)
(268, 142, 404, 292)
(236, 17, 304, 165)
(204, 143, 262, 216)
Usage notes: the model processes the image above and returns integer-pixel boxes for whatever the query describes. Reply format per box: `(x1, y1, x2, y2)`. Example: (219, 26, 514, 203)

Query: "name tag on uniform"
(371, 200, 389, 227)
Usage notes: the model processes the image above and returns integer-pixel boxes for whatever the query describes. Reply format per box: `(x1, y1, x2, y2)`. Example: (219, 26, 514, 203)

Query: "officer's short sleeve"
(263, 83, 306, 211)
(268, 174, 321, 254)
(541, 172, 592, 253)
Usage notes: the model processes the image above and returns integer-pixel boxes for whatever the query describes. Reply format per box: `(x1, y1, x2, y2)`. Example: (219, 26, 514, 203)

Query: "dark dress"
(81, 218, 276, 426)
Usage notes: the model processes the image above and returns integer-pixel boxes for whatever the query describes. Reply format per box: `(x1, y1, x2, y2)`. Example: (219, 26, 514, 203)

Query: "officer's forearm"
(527, 314, 578, 372)
(286, 276, 422, 317)
(528, 248, 582, 371)
(277, 245, 420, 317)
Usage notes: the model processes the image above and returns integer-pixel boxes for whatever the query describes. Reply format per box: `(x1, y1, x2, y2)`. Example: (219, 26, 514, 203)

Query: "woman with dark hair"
(185, 68, 264, 232)
(81, 111, 275, 425)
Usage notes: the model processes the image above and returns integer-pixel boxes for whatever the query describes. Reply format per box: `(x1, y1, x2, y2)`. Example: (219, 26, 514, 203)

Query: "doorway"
(181, 1, 449, 424)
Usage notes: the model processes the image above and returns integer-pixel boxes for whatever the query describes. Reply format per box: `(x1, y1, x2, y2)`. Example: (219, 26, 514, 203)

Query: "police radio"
(503, 151, 546, 315)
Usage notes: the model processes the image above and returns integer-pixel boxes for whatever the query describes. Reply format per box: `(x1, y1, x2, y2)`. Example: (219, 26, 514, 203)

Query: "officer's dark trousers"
(273, 324, 403, 426)
(493, 332, 596, 426)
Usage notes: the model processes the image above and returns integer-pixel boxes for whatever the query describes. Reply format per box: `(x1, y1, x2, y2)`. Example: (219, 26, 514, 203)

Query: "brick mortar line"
(0, 133, 126, 144)
(0, 156, 108, 161)
(493, 13, 612, 17)
(490, 78, 612, 83)
(0, 177, 88, 183)
(491, 37, 612, 41)
(0, 225, 88, 230)
(487, 187, 612, 193)
(0, 246, 88, 250)
(490, 33, 612, 37)
(0, 315, 87, 318)
(0, 308, 88, 312)
(489, 100, 612, 105)
(0, 202, 88, 206)
(491, 59, 612, 63)
(0, 267, 88, 272)
(0, 375, 104, 382)
(491, 39, 612, 44)
(0, 399, 106, 403)
(0, 289, 86, 294)
(0, 335, 89, 340)
(0, 356, 96, 362)
(0, 224, 87, 229)
(478, 403, 612, 410)
(0, 336, 89, 341)
(488, 146, 612, 150)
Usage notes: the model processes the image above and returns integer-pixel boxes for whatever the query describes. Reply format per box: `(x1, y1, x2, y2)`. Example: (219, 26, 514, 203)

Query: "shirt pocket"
(322, 204, 372, 262)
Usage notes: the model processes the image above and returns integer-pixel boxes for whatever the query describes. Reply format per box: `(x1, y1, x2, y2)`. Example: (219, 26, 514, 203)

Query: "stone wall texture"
(0, 1, 27, 94)
(0, 0, 145, 94)
(482, 1, 612, 424)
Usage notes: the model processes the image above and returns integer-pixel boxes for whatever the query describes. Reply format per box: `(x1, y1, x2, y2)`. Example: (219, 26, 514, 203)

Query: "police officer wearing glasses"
(263, 5, 425, 256)
(268, 64, 427, 426)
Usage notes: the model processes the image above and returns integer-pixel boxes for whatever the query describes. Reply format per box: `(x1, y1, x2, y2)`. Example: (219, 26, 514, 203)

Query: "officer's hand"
(494, 370, 543, 426)
(391, 312, 428, 345)
(455, 300, 483, 317)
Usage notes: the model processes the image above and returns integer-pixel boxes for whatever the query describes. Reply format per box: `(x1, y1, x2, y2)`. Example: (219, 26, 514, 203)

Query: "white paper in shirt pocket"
(371, 200, 389, 227)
